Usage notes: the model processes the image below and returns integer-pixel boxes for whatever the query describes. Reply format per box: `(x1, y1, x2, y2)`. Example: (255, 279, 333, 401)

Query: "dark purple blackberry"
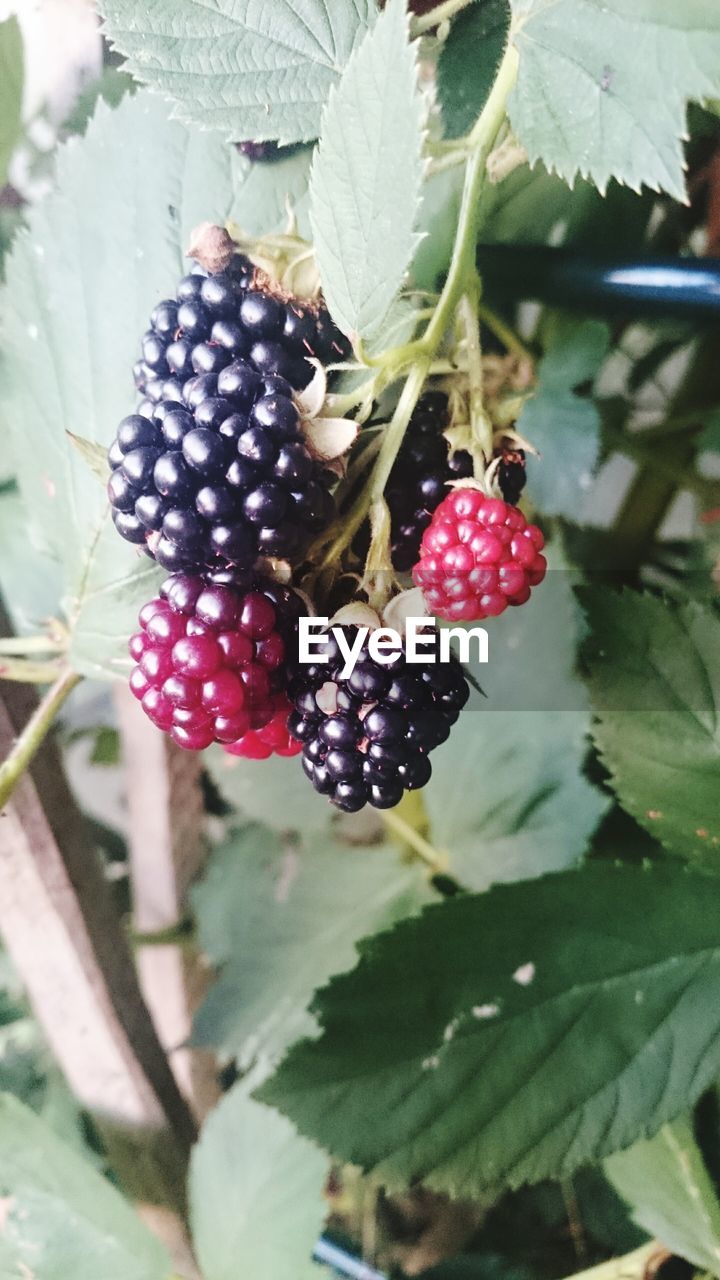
(357, 391, 473, 574)
(497, 448, 527, 505)
(107, 361, 335, 574)
(131, 257, 351, 401)
(288, 624, 469, 811)
(236, 141, 307, 165)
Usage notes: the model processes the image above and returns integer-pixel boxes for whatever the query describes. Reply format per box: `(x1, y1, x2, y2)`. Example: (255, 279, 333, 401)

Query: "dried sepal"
(382, 588, 430, 636)
(329, 602, 382, 632)
(295, 362, 327, 419)
(186, 222, 236, 274)
(254, 556, 293, 584)
(303, 416, 359, 462)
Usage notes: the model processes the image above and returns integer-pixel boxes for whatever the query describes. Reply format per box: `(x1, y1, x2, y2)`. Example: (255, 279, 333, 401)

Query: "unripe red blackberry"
(129, 572, 303, 750)
(287, 624, 469, 811)
(223, 692, 301, 759)
(413, 489, 546, 621)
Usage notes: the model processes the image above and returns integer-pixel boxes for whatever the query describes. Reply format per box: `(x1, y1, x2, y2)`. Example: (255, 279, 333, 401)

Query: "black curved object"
(476, 245, 720, 318)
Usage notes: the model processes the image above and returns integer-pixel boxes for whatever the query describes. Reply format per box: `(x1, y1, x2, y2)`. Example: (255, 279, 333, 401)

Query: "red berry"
(171, 722, 215, 751)
(129, 573, 299, 751)
(217, 631, 254, 667)
(171, 633, 223, 679)
(172, 705, 211, 732)
(129, 632, 146, 661)
(255, 630, 285, 669)
(239, 592, 276, 638)
(140, 646, 174, 683)
(147, 610, 187, 646)
(163, 673, 201, 708)
(195, 586, 239, 631)
(202, 670, 246, 715)
(129, 666, 151, 700)
(223, 694, 301, 760)
(141, 687, 173, 729)
(214, 710, 251, 743)
(413, 489, 546, 621)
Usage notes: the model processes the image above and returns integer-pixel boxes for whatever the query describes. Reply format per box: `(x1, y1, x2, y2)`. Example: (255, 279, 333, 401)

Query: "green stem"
(427, 149, 469, 177)
(0, 658, 69, 683)
(478, 300, 532, 361)
(0, 668, 81, 810)
(612, 334, 720, 562)
(0, 635, 64, 655)
(312, 38, 519, 578)
(603, 423, 720, 502)
(419, 40, 520, 358)
(316, 362, 429, 571)
(459, 286, 493, 466)
(382, 807, 448, 876)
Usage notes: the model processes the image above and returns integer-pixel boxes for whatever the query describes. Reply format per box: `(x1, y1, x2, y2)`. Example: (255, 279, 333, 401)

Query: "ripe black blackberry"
(497, 448, 527, 505)
(288, 624, 469, 812)
(132, 258, 351, 401)
(368, 391, 473, 573)
(108, 360, 335, 573)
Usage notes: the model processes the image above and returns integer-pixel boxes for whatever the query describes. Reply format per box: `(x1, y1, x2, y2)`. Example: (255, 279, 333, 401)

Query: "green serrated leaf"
(62, 66, 136, 137)
(0, 91, 279, 680)
(517, 318, 610, 520)
(189, 1075, 326, 1280)
(509, 0, 720, 200)
(425, 543, 606, 889)
(258, 862, 720, 1198)
(98, 0, 376, 146)
(232, 146, 313, 238)
(206, 746, 335, 834)
(191, 823, 432, 1066)
(0, 1093, 171, 1279)
(0, 489, 59, 636)
(605, 1116, 720, 1274)
(437, 0, 509, 139)
(580, 588, 720, 865)
(66, 432, 111, 485)
(0, 17, 23, 189)
(553, 1246, 659, 1280)
(310, 0, 425, 341)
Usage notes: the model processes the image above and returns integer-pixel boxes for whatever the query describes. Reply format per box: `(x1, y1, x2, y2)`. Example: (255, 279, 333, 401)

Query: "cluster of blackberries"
(108, 264, 352, 575)
(133, 261, 349, 401)
(287, 625, 469, 812)
(359, 391, 528, 575)
(384, 391, 473, 572)
(108, 367, 334, 574)
(128, 572, 303, 751)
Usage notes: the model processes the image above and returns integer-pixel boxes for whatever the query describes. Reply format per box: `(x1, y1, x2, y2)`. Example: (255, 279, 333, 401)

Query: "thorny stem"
(0, 667, 81, 811)
(459, 286, 493, 467)
(418, 41, 520, 359)
(313, 38, 520, 575)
